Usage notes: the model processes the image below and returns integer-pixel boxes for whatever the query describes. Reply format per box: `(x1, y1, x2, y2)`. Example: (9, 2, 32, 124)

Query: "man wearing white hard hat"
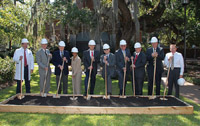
(13, 38, 34, 94)
(100, 44, 116, 95)
(115, 39, 131, 95)
(71, 47, 82, 94)
(52, 41, 71, 94)
(146, 37, 165, 95)
(36, 38, 52, 94)
(131, 42, 146, 95)
(164, 43, 184, 98)
(83, 40, 100, 95)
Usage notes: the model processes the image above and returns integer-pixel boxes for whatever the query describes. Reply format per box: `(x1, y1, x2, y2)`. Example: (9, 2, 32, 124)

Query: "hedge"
(0, 56, 15, 83)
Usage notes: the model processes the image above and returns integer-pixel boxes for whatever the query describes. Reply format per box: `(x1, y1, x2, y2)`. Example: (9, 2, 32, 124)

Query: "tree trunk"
(116, 0, 167, 49)
(116, 0, 135, 49)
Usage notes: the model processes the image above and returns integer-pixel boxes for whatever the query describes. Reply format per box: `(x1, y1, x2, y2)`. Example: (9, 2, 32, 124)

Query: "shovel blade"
(17, 95, 25, 100)
(148, 96, 156, 100)
(53, 94, 60, 98)
(160, 97, 168, 100)
(86, 95, 91, 100)
(41, 93, 47, 97)
(103, 95, 110, 99)
(70, 97, 78, 100)
(119, 95, 127, 99)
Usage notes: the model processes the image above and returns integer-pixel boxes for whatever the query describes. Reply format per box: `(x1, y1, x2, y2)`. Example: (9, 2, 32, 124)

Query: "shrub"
(0, 56, 15, 83)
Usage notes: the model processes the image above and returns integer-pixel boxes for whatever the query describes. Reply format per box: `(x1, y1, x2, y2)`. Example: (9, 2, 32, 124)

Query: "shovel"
(85, 59, 93, 100)
(41, 55, 50, 97)
(53, 60, 65, 98)
(149, 57, 157, 100)
(18, 58, 25, 100)
(160, 57, 172, 100)
(120, 58, 127, 99)
(131, 57, 136, 97)
(103, 60, 110, 99)
(70, 64, 78, 100)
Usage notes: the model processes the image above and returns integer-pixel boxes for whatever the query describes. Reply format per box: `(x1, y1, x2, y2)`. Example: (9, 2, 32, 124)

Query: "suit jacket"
(83, 49, 100, 74)
(52, 50, 71, 75)
(71, 56, 82, 75)
(36, 48, 52, 75)
(100, 53, 116, 78)
(132, 51, 146, 78)
(115, 48, 131, 73)
(146, 47, 164, 73)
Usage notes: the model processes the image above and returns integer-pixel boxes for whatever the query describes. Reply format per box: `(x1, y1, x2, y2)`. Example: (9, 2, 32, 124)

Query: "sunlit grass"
(0, 66, 200, 126)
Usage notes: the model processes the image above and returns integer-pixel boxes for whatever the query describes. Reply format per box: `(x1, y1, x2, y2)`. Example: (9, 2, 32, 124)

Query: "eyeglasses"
(103, 49, 109, 51)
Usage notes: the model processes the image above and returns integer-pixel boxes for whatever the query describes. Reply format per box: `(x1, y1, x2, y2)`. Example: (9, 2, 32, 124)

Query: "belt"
(171, 67, 180, 70)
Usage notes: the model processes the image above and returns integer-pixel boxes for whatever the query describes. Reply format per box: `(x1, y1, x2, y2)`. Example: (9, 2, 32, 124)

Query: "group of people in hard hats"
(13, 36, 185, 98)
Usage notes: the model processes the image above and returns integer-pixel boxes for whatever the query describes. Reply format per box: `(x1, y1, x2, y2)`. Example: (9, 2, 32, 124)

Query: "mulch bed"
(5, 96, 187, 107)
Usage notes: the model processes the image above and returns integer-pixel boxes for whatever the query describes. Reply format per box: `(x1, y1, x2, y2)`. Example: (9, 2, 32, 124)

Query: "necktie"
(171, 55, 174, 70)
(45, 50, 47, 57)
(154, 48, 156, 53)
(133, 54, 138, 64)
(91, 51, 94, 57)
(61, 51, 64, 58)
(123, 51, 126, 58)
(24, 49, 27, 66)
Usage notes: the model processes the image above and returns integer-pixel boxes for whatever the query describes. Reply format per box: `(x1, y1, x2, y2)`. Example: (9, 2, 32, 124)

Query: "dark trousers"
(133, 76, 144, 95)
(56, 72, 68, 94)
(117, 70, 128, 95)
(148, 70, 162, 95)
(103, 75, 112, 94)
(168, 68, 180, 98)
(16, 66, 30, 94)
(84, 70, 96, 95)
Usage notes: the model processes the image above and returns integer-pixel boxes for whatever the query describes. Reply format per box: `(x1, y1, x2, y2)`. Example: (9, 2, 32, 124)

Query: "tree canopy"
(0, 0, 199, 51)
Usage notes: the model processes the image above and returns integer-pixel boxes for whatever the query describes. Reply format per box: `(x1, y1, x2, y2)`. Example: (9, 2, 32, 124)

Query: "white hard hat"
(120, 39, 127, 45)
(134, 42, 141, 48)
(177, 78, 185, 86)
(21, 38, 29, 43)
(103, 44, 110, 50)
(150, 37, 158, 43)
(88, 40, 96, 45)
(41, 38, 48, 44)
(59, 41, 66, 47)
(71, 47, 78, 53)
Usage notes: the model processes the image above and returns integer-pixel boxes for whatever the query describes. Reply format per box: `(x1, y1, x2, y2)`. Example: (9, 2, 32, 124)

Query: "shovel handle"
(55, 60, 65, 96)
(42, 56, 50, 94)
(86, 59, 93, 98)
(131, 58, 135, 96)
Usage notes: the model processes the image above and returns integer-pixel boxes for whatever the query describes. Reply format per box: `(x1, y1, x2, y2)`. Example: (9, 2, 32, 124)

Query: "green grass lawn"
(0, 67, 200, 126)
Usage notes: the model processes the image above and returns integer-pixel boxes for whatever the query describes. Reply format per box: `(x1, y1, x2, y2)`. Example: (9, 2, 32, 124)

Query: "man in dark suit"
(115, 40, 131, 95)
(131, 42, 146, 95)
(146, 37, 165, 95)
(100, 44, 116, 95)
(83, 40, 100, 95)
(52, 41, 71, 94)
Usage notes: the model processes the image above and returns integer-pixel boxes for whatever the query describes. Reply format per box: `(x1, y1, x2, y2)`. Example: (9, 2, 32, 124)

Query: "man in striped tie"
(131, 42, 146, 95)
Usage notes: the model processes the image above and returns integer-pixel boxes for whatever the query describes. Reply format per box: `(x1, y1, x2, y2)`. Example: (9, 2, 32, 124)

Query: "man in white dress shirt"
(13, 38, 34, 94)
(164, 43, 184, 98)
